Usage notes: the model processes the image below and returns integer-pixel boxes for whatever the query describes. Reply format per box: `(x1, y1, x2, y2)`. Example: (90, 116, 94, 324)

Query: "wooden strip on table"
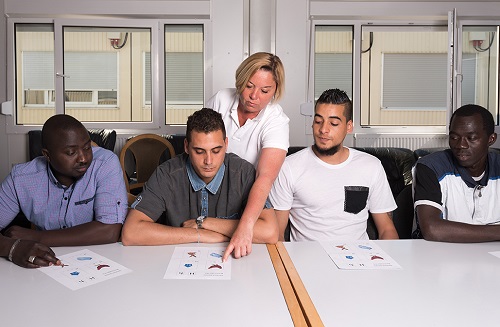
(267, 244, 308, 327)
(276, 242, 324, 327)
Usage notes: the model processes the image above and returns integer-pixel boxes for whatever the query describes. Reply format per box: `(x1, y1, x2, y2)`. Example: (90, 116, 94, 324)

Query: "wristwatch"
(196, 215, 206, 229)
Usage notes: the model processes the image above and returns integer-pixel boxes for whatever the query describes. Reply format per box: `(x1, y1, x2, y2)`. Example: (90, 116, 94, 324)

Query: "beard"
(313, 143, 341, 156)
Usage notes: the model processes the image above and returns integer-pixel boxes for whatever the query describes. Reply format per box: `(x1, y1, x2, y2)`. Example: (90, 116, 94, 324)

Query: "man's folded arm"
(121, 209, 228, 246)
(194, 208, 278, 244)
(417, 205, 500, 242)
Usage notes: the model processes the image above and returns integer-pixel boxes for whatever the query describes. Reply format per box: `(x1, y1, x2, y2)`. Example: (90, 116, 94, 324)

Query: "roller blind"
(314, 53, 352, 99)
(23, 51, 117, 90)
(382, 53, 447, 109)
(144, 52, 203, 103)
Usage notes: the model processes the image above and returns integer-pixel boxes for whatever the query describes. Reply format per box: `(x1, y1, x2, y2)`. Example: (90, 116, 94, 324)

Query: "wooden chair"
(119, 134, 176, 194)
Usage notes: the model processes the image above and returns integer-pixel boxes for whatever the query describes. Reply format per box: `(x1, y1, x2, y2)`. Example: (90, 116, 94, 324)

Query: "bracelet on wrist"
(8, 239, 21, 262)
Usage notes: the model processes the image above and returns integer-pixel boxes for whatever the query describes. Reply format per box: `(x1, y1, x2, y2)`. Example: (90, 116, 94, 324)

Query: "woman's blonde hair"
(235, 52, 285, 102)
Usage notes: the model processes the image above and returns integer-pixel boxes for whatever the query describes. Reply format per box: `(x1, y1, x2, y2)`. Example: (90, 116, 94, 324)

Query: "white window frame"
(456, 19, 500, 127)
(6, 16, 211, 134)
(310, 19, 450, 134)
(160, 19, 212, 129)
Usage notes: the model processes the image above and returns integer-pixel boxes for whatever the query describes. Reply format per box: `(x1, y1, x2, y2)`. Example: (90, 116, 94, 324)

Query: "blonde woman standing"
(207, 52, 289, 261)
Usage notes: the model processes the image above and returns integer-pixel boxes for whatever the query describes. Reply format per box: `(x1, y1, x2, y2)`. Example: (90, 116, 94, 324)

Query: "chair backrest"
(392, 184, 415, 239)
(119, 134, 176, 193)
(88, 129, 117, 151)
(353, 147, 417, 197)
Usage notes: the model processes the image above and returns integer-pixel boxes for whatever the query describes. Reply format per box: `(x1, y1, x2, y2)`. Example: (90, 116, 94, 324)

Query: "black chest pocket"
(344, 186, 369, 214)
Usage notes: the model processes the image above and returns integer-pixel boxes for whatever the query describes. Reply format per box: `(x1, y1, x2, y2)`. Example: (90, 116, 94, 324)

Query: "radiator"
(353, 134, 448, 150)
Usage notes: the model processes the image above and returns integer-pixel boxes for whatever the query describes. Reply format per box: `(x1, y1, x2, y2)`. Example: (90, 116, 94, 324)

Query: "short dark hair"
(450, 104, 495, 136)
(41, 114, 87, 149)
(186, 108, 226, 143)
(315, 89, 353, 122)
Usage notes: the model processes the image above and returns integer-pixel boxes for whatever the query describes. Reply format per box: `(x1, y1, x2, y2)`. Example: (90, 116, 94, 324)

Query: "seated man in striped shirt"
(413, 104, 500, 242)
(0, 114, 128, 268)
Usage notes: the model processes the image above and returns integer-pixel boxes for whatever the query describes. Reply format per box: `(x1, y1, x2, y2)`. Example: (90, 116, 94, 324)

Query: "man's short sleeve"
(131, 165, 169, 222)
(269, 161, 294, 211)
(413, 163, 443, 208)
(93, 150, 128, 224)
(0, 172, 21, 229)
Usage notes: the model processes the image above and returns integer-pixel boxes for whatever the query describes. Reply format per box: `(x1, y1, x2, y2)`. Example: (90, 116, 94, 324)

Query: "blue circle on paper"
(77, 257, 92, 261)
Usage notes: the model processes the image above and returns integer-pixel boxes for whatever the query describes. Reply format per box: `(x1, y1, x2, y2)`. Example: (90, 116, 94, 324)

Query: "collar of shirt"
(449, 149, 490, 188)
(46, 163, 71, 190)
(230, 102, 268, 127)
(186, 157, 226, 194)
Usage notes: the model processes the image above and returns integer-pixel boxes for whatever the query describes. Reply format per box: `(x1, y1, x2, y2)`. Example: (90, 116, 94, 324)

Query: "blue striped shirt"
(0, 147, 128, 230)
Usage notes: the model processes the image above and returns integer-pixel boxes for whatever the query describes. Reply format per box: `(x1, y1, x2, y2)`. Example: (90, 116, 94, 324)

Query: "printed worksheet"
(164, 246, 231, 280)
(39, 249, 132, 290)
(321, 241, 402, 270)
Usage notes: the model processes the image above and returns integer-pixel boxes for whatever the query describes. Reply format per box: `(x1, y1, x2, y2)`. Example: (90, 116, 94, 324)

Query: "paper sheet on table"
(488, 251, 500, 259)
(39, 249, 132, 290)
(164, 246, 231, 280)
(321, 240, 402, 270)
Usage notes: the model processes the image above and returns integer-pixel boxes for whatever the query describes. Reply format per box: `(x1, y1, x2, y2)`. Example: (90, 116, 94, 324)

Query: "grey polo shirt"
(132, 152, 268, 227)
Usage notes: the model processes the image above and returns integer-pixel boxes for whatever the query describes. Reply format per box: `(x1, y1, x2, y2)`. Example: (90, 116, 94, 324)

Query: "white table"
(284, 240, 500, 327)
(0, 243, 293, 327)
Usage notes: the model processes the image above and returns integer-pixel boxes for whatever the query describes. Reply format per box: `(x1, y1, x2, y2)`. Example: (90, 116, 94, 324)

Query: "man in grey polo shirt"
(121, 108, 278, 254)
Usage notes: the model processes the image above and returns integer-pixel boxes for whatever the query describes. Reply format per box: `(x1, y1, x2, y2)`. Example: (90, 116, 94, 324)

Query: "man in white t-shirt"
(269, 89, 399, 241)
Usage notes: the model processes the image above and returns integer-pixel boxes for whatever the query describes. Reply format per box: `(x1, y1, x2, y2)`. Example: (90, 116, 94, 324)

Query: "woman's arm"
(222, 147, 286, 261)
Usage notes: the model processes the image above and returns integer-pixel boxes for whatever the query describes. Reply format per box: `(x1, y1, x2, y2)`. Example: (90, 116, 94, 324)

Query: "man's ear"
(346, 120, 354, 134)
(41, 148, 50, 162)
(488, 133, 497, 146)
(184, 138, 189, 154)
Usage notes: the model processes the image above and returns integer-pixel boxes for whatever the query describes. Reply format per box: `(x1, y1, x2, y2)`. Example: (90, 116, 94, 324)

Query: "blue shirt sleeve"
(92, 149, 128, 225)
(0, 171, 21, 229)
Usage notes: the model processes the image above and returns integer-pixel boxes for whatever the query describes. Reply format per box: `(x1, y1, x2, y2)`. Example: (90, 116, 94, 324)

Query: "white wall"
(276, 0, 312, 147)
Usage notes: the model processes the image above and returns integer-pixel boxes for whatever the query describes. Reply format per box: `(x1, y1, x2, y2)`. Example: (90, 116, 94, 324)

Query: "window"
(62, 26, 151, 123)
(144, 25, 204, 124)
(63, 52, 118, 107)
(15, 24, 152, 124)
(461, 25, 499, 125)
(360, 26, 448, 126)
(381, 53, 447, 110)
(164, 25, 204, 124)
(15, 23, 55, 125)
(314, 26, 353, 100)
(12, 20, 206, 128)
